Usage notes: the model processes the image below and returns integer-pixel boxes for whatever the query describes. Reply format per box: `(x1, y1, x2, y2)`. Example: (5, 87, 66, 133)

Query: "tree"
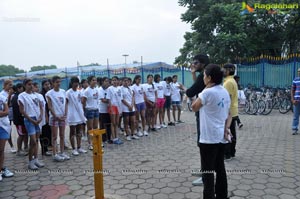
(0, 65, 25, 77)
(175, 0, 300, 65)
(30, 65, 57, 72)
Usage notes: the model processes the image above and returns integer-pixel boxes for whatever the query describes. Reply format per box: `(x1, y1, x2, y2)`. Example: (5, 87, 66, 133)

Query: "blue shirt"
(292, 77, 300, 100)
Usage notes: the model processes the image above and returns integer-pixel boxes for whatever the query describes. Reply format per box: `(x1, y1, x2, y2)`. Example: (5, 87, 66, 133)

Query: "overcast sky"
(0, 0, 190, 71)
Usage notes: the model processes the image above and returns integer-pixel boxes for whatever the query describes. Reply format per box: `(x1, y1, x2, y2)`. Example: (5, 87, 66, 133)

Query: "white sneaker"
(0, 174, 2, 181)
(34, 159, 45, 168)
(10, 147, 17, 153)
(88, 145, 93, 150)
(126, 136, 132, 141)
(161, 124, 167, 128)
(155, 125, 161, 130)
(1, 168, 14, 177)
(143, 131, 149, 136)
(60, 153, 70, 160)
(131, 135, 140, 140)
(28, 160, 39, 170)
(137, 131, 143, 137)
(77, 148, 87, 153)
(72, 149, 79, 156)
(53, 154, 65, 162)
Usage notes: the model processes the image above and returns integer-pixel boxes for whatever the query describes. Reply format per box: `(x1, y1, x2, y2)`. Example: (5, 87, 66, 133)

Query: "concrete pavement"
(1, 110, 300, 199)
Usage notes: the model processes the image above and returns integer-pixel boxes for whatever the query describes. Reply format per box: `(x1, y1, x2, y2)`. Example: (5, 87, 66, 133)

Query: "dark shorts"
(135, 102, 146, 112)
(172, 101, 181, 106)
(24, 117, 41, 135)
(164, 96, 171, 109)
(122, 111, 135, 117)
(15, 125, 28, 136)
(86, 109, 99, 120)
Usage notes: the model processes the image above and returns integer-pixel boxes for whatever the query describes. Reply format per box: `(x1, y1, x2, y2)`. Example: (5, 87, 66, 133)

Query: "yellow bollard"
(88, 129, 106, 199)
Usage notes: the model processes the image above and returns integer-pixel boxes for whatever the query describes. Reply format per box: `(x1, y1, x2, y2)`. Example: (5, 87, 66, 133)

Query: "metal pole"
(107, 59, 110, 78)
(88, 129, 106, 199)
(141, 56, 144, 83)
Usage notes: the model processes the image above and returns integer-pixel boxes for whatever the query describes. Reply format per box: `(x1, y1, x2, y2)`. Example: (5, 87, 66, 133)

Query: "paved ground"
(1, 110, 300, 199)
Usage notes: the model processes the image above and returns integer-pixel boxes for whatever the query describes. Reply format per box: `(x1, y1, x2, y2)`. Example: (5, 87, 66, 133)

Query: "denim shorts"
(135, 102, 146, 112)
(86, 109, 99, 120)
(24, 117, 41, 136)
(172, 101, 181, 106)
(0, 127, 9, 139)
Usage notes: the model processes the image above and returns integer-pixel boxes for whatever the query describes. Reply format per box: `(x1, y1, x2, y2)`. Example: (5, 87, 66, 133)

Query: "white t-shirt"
(0, 90, 8, 99)
(0, 95, 11, 134)
(36, 92, 46, 127)
(107, 86, 122, 107)
(143, 83, 157, 103)
(155, 81, 165, 99)
(18, 92, 41, 118)
(66, 89, 86, 125)
(82, 87, 99, 110)
(98, 87, 110, 113)
(121, 86, 135, 112)
(164, 82, 171, 96)
(131, 84, 145, 104)
(198, 85, 231, 144)
(46, 89, 66, 118)
(171, 82, 181, 101)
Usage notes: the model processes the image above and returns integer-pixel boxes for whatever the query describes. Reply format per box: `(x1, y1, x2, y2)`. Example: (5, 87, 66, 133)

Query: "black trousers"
(200, 143, 228, 199)
(225, 116, 237, 158)
(40, 123, 52, 155)
(99, 113, 112, 142)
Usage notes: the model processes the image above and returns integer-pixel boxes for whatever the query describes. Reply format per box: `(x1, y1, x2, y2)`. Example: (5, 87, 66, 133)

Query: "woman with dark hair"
(99, 77, 112, 143)
(107, 76, 123, 145)
(132, 75, 148, 136)
(79, 79, 89, 141)
(40, 79, 52, 156)
(143, 74, 157, 132)
(11, 83, 28, 156)
(19, 79, 44, 170)
(154, 74, 167, 129)
(163, 76, 173, 126)
(192, 64, 232, 199)
(66, 76, 87, 156)
(82, 76, 100, 150)
(0, 79, 16, 153)
(46, 76, 69, 162)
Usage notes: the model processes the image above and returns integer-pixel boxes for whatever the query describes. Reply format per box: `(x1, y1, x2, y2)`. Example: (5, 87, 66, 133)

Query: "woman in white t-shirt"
(79, 79, 89, 141)
(171, 75, 185, 124)
(98, 77, 112, 144)
(66, 77, 87, 156)
(46, 76, 69, 162)
(192, 64, 232, 199)
(82, 76, 100, 150)
(163, 76, 173, 126)
(18, 79, 44, 170)
(143, 74, 157, 132)
(0, 93, 13, 179)
(121, 77, 139, 141)
(132, 75, 148, 136)
(107, 76, 123, 145)
(154, 74, 167, 129)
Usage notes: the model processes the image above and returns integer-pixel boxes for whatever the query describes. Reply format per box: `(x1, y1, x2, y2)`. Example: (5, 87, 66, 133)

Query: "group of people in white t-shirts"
(0, 74, 186, 177)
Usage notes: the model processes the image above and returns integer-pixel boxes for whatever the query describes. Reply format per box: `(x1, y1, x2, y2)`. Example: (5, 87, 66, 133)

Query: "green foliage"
(0, 65, 25, 77)
(30, 65, 57, 72)
(176, 0, 300, 65)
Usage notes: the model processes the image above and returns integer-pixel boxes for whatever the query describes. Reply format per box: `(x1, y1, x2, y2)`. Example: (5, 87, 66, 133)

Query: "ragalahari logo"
(240, 2, 299, 15)
(240, 2, 255, 15)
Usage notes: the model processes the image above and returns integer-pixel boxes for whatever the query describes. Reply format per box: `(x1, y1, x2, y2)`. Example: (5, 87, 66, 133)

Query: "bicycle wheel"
(257, 100, 266, 114)
(262, 100, 273, 115)
(279, 99, 292, 114)
(246, 100, 258, 115)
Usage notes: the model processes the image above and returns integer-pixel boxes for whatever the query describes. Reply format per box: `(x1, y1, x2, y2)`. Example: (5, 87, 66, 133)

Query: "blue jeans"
(292, 103, 300, 130)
